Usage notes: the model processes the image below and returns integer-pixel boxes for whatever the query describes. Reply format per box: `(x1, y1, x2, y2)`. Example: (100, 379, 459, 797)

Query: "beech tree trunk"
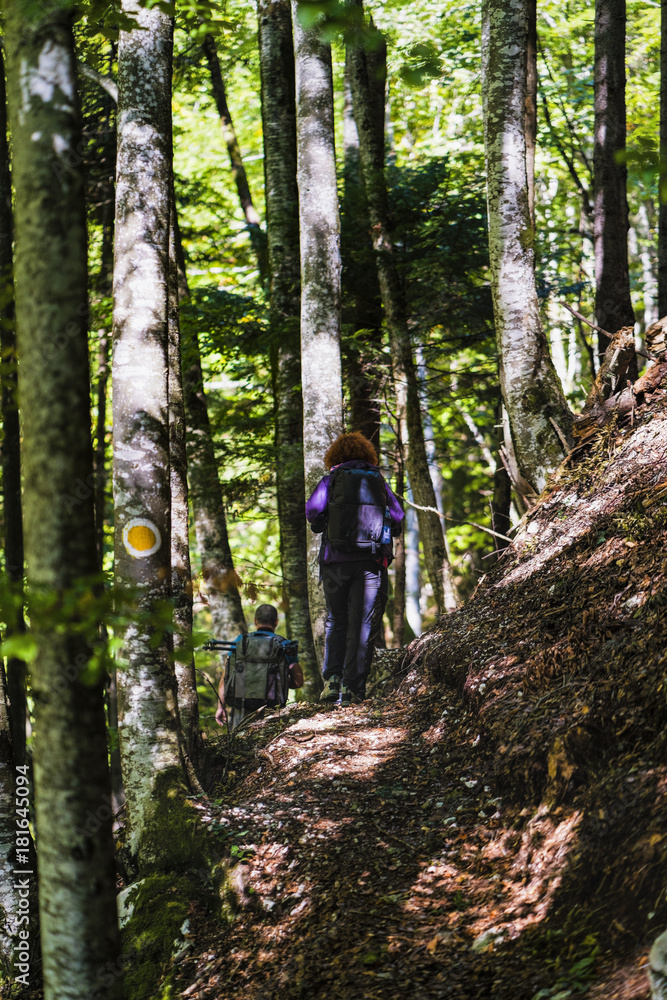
(404, 489, 421, 638)
(92, 64, 115, 565)
(113, 0, 187, 863)
(0, 44, 26, 766)
(259, 0, 319, 694)
(4, 5, 123, 996)
(593, 0, 635, 350)
(169, 202, 200, 765)
(292, 2, 345, 660)
(391, 458, 406, 646)
(346, 0, 457, 616)
(482, 0, 573, 496)
(658, 0, 667, 318)
(341, 59, 383, 448)
(202, 33, 268, 283)
(525, 0, 537, 227)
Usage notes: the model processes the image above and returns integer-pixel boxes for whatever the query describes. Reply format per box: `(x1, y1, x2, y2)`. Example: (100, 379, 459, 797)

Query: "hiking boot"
(340, 687, 362, 707)
(320, 675, 341, 704)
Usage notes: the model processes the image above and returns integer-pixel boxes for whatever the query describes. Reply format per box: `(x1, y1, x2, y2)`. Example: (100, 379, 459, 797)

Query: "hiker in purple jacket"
(305, 432, 404, 707)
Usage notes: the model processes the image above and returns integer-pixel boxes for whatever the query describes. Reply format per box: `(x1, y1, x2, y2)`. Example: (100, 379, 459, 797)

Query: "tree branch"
(77, 61, 118, 103)
(560, 302, 658, 361)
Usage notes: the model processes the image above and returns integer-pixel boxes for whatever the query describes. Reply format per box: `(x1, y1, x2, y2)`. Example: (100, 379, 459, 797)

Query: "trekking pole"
(201, 639, 237, 654)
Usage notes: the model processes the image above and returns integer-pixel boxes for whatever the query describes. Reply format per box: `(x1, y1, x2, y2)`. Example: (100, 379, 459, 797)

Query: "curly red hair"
(324, 432, 378, 470)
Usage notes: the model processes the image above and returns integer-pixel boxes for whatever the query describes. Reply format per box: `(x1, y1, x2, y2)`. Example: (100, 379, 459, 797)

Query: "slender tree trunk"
(93, 76, 115, 565)
(659, 0, 667, 318)
(258, 0, 319, 694)
(0, 43, 26, 766)
(169, 197, 200, 765)
(113, 0, 187, 864)
(4, 5, 123, 997)
(593, 0, 635, 349)
(202, 33, 268, 283)
(482, 0, 573, 495)
(341, 58, 383, 449)
(404, 488, 421, 638)
(418, 350, 458, 611)
(525, 0, 537, 227)
(174, 217, 247, 644)
(94, 335, 110, 567)
(391, 457, 406, 647)
(346, 1, 457, 616)
(292, 2, 345, 661)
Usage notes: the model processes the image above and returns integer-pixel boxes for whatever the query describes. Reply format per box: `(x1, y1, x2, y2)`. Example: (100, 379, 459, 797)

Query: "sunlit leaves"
(398, 41, 442, 88)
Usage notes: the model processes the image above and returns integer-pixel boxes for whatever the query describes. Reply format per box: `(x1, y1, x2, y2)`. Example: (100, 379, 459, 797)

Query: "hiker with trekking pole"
(305, 432, 404, 707)
(211, 604, 304, 731)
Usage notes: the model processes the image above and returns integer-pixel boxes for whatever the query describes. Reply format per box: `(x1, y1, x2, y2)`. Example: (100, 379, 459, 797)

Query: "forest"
(0, 0, 666, 998)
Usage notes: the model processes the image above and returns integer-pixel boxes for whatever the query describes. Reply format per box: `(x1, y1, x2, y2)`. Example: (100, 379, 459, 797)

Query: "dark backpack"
(224, 633, 290, 714)
(326, 465, 390, 555)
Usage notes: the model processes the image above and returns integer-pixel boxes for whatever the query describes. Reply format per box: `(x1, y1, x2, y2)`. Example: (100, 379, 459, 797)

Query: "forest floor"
(173, 390, 667, 1000)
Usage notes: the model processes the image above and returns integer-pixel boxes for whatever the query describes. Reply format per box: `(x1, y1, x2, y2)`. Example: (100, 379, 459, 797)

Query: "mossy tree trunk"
(291, 1, 345, 662)
(259, 0, 319, 694)
(113, 0, 188, 863)
(4, 4, 123, 996)
(0, 43, 27, 765)
(593, 0, 635, 350)
(482, 0, 573, 496)
(168, 197, 200, 767)
(346, 0, 457, 615)
(341, 56, 383, 449)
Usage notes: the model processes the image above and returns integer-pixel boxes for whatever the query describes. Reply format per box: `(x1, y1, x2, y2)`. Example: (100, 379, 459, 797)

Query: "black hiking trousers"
(321, 559, 388, 698)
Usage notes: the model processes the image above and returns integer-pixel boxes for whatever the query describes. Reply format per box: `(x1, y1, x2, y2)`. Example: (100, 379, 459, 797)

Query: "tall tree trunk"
(482, 0, 573, 496)
(94, 335, 110, 568)
(341, 59, 383, 448)
(593, 0, 635, 349)
(0, 43, 26, 766)
(258, 0, 319, 694)
(4, 5, 123, 997)
(346, 1, 457, 616)
(418, 349, 458, 610)
(93, 51, 115, 565)
(292, 1, 345, 660)
(202, 33, 268, 284)
(404, 487, 421, 638)
(113, 0, 187, 864)
(174, 215, 247, 643)
(525, 0, 537, 227)
(169, 198, 200, 766)
(391, 456, 406, 647)
(659, 0, 667, 318)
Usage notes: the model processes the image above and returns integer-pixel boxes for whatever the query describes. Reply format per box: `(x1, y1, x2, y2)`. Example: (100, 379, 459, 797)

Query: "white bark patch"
(18, 41, 76, 124)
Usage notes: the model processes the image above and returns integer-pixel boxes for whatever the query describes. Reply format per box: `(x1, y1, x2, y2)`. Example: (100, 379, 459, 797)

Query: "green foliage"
(533, 932, 600, 998)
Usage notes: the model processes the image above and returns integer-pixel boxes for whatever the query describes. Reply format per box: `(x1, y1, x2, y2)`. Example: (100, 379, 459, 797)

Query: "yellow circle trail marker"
(123, 518, 162, 558)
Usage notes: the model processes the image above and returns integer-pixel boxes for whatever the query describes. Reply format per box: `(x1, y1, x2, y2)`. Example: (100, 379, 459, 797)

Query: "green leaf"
(0, 634, 38, 664)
